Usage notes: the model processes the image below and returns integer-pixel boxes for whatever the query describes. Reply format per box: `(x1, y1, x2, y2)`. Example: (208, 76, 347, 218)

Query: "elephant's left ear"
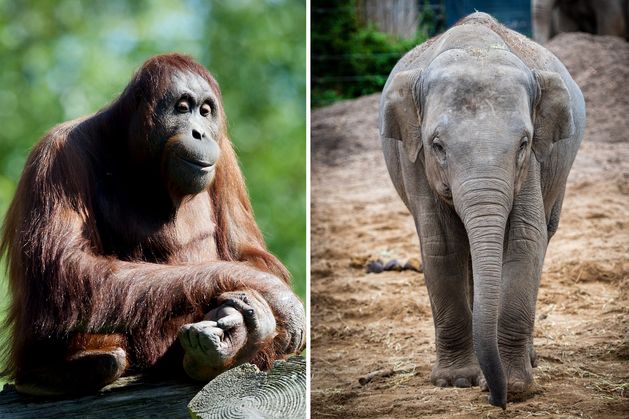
(380, 68, 423, 162)
(532, 70, 575, 162)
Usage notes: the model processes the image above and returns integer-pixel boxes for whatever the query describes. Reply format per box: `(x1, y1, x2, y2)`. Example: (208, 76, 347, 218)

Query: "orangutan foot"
(178, 290, 276, 381)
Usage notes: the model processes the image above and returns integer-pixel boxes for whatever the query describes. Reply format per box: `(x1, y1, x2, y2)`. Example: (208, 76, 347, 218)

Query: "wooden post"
(357, 0, 419, 39)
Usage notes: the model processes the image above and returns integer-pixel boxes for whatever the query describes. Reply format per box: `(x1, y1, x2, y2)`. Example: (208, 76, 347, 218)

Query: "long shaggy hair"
(0, 54, 293, 381)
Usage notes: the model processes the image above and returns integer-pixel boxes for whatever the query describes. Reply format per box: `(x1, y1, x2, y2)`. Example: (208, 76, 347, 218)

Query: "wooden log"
(0, 375, 202, 418)
(0, 356, 306, 418)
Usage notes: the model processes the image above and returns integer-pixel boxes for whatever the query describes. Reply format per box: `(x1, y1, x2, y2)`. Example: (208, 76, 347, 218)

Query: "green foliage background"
(312, 0, 433, 107)
(0, 0, 306, 372)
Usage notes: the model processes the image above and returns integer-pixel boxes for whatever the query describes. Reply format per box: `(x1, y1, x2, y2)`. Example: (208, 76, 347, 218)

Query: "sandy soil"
(311, 33, 629, 418)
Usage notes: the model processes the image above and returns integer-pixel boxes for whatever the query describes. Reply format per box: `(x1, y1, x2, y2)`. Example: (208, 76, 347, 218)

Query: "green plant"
(312, 0, 429, 107)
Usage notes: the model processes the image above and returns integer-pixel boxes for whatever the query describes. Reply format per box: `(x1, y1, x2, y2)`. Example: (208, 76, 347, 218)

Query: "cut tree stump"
(188, 356, 306, 419)
(0, 356, 306, 419)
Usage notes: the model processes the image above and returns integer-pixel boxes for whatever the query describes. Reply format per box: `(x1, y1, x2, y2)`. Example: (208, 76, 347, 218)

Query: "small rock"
(403, 258, 423, 273)
(383, 259, 402, 271)
(366, 260, 384, 273)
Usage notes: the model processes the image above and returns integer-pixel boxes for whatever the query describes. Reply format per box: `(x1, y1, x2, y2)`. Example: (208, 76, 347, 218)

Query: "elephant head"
(380, 48, 574, 407)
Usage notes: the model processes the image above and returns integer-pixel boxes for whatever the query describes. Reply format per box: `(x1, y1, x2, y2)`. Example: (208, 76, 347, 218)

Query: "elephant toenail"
(454, 378, 471, 387)
(435, 378, 448, 387)
(511, 381, 525, 393)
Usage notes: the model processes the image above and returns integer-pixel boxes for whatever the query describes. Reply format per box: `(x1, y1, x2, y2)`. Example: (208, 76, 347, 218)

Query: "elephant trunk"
(453, 176, 513, 409)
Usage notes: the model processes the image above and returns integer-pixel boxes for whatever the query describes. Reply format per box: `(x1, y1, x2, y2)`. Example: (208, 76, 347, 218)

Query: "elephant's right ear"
(380, 68, 423, 162)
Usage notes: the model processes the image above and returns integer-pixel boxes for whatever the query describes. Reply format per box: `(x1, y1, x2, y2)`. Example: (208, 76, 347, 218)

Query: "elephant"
(379, 13, 585, 408)
(532, 0, 628, 43)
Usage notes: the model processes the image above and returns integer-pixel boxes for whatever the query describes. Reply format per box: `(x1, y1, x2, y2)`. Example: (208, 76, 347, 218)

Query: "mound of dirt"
(547, 33, 629, 144)
(311, 33, 628, 418)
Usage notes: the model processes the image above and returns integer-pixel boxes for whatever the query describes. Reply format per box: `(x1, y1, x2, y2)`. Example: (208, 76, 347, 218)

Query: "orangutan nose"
(192, 128, 205, 140)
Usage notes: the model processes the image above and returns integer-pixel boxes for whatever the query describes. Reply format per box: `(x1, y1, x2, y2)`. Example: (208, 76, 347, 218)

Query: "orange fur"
(0, 54, 301, 390)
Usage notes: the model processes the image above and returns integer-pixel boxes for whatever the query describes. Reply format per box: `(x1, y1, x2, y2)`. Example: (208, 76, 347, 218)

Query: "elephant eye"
(432, 137, 446, 163)
(519, 138, 528, 152)
(432, 138, 445, 153)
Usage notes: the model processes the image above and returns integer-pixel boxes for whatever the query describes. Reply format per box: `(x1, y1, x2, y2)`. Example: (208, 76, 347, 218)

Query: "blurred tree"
(0, 0, 306, 368)
(311, 0, 428, 106)
(202, 1, 306, 299)
(356, 0, 419, 39)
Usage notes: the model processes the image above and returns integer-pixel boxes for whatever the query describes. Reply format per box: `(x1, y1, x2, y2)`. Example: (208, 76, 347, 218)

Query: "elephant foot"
(508, 379, 531, 393)
(480, 374, 533, 394)
(479, 357, 534, 396)
(431, 363, 482, 388)
(505, 343, 536, 395)
(506, 365, 534, 394)
(479, 372, 533, 394)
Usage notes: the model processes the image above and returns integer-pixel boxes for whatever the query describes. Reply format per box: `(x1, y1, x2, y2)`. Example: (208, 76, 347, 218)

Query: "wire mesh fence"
(311, 0, 531, 107)
(311, 1, 446, 107)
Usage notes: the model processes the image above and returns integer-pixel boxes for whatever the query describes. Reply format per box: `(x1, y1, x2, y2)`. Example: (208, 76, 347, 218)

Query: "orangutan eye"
(176, 100, 190, 113)
(200, 102, 212, 117)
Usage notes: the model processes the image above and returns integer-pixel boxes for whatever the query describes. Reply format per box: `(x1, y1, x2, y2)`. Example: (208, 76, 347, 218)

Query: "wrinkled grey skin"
(379, 13, 585, 409)
(532, 0, 628, 43)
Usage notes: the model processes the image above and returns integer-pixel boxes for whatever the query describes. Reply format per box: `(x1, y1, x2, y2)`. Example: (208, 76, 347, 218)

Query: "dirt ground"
(310, 33, 629, 418)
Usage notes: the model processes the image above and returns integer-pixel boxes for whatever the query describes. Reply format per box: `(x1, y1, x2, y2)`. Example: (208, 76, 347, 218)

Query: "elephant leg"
(419, 214, 480, 388)
(499, 166, 548, 395)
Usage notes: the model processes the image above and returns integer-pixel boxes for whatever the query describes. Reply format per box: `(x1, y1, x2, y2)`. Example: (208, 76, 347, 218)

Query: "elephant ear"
(380, 68, 423, 162)
(532, 69, 575, 162)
